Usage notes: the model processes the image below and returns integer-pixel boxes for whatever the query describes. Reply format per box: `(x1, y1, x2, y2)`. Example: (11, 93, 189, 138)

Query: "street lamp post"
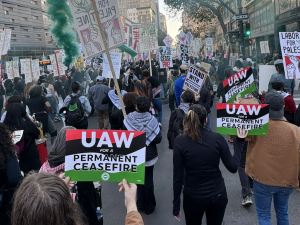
(238, 0, 245, 55)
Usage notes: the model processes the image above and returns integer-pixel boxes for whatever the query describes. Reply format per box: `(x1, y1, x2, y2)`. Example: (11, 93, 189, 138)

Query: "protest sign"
(223, 67, 256, 103)
(13, 61, 19, 78)
(20, 59, 32, 83)
(258, 65, 277, 93)
(194, 38, 202, 56)
(180, 44, 189, 65)
(201, 62, 211, 74)
(132, 25, 141, 53)
(65, 130, 146, 184)
(183, 66, 208, 94)
(2, 29, 11, 55)
(186, 32, 194, 45)
(67, 0, 126, 59)
(279, 32, 300, 79)
(139, 23, 158, 52)
(163, 34, 173, 47)
(158, 46, 173, 68)
(260, 41, 270, 54)
(6, 61, 13, 79)
(217, 103, 269, 135)
(54, 51, 66, 76)
(102, 52, 122, 79)
(49, 54, 59, 77)
(178, 31, 187, 45)
(31, 59, 40, 80)
(205, 38, 213, 59)
(123, 26, 130, 46)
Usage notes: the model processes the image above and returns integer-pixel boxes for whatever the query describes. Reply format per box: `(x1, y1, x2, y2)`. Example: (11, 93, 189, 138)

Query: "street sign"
(231, 14, 249, 21)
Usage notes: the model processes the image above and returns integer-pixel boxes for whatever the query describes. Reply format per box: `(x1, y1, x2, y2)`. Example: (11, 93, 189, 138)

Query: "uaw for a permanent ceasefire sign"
(65, 130, 146, 184)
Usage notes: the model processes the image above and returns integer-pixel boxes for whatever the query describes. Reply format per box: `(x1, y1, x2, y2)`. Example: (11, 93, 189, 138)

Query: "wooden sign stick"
(91, 0, 126, 118)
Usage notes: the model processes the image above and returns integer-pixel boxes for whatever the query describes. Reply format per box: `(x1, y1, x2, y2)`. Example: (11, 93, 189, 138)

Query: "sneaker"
(242, 196, 253, 206)
(159, 122, 162, 129)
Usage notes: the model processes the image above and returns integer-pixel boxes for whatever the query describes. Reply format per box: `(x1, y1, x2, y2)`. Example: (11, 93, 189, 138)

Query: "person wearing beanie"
(268, 59, 295, 94)
(246, 91, 300, 224)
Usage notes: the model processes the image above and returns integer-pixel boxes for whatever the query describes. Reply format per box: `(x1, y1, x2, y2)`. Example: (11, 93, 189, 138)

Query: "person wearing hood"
(233, 60, 244, 73)
(39, 126, 100, 225)
(268, 59, 295, 94)
(123, 97, 162, 215)
(166, 67, 179, 111)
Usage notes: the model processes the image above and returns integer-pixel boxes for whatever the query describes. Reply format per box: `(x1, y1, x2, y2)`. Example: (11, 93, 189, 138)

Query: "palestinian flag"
(223, 67, 256, 103)
(65, 130, 146, 184)
(224, 45, 230, 59)
(217, 103, 269, 135)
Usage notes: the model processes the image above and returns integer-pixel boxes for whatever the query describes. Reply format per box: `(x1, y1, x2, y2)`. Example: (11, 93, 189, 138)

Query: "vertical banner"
(260, 41, 270, 54)
(54, 51, 66, 76)
(223, 67, 256, 103)
(67, 0, 126, 59)
(186, 31, 194, 45)
(31, 59, 40, 80)
(65, 130, 146, 184)
(6, 61, 13, 79)
(183, 66, 208, 94)
(194, 38, 202, 56)
(13, 61, 19, 77)
(49, 54, 59, 77)
(20, 59, 32, 83)
(217, 103, 269, 135)
(158, 46, 173, 68)
(132, 25, 141, 53)
(123, 26, 130, 46)
(178, 31, 187, 45)
(205, 37, 213, 58)
(2, 29, 11, 55)
(163, 34, 173, 47)
(279, 32, 300, 79)
(180, 44, 189, 65)
(102, 52, 122, 79)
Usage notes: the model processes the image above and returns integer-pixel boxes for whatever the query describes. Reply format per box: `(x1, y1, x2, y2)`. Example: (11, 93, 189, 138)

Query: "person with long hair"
(3, 103, 42, 174)
(11, 172, 86, 225)
(39, 127, 99, 225)
(0, 123, 23, 225)
(124, 96, 162, 215)
(173, 104, 247, 225)
(119, 92, 139, 128)
(24, 82, 34, 99)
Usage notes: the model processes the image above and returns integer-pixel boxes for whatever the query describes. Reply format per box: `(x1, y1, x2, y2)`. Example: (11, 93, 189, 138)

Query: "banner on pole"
(54, 51, 66, 76)
(205, 38, 213, 59)
(20, 59, 32, 83)
(49, 54, 59, 77)
(102, 52, 122, 79)
(31, 59, 40, 80)
(2, 29, 11, 55)
(223, 67, 256, 103)
(217, 103, 269, 135)
(279, 32, 300, 79)
(65, 130, 146, 184)
(68, 0, 126, 59)
(183, 66, 208, 94)
(139, 23, 158, 52)
(158, 46, 173, 68)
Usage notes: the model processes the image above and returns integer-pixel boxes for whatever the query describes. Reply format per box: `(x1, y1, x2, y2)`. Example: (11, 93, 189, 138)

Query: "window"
(35, 34, 41, 37)
(4, 7, 13, 11)
(21, 28, 29, 31)
(42, 1, 46, 4)
(31, 1, 38, 5)
(4, 10, 9, 15)
(12, 34, 16, 37)
(10, 19, 14, 23)
(20, 17, 28, 21)
(35, 38, 42, 41)
(32, 16, 39, 20)
(11, 39, 17, 42)
(9, 27, 14, 30)
(22, 35, 30, 38)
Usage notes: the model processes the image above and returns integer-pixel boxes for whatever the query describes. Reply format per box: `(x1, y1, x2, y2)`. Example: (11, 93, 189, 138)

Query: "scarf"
(276, 91, 289, 99)
(125, 74, 138, 86)
(108, 90, 127, 109)
(124, 111, 160, 146)
(179, 103, 190, 114)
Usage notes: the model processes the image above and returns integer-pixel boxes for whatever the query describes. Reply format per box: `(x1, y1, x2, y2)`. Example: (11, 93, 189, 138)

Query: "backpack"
(111, 105, 121, 119)
(67, 95, 85, 123)
(172, 109, 184, 137)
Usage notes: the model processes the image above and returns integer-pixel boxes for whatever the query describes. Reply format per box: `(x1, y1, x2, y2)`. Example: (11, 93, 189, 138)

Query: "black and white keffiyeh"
(125, 74, 138, 86)
(108, 90, 127, 109)
(124, 111, 160, 146)
(179, 103, 190, 114)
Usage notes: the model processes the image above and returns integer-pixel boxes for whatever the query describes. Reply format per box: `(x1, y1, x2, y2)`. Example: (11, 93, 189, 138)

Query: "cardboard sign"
(223, 67, 256, 103)
(65, 130, 146, 184)
(132, 25, 141, 53)
(183, 66, 208, 94)
(279, 32, 300, 79)
(158, 46, 173, 68)
(68, 0, 126, 59)
(217, 103, 269, 135)
(201, 62, 211, 74)
(102, 52, 122, 79)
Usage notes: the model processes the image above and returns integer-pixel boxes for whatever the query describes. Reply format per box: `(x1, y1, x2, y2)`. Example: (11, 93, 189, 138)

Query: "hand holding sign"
(236, 128, 248, 138)
(118, 179, 138, 214)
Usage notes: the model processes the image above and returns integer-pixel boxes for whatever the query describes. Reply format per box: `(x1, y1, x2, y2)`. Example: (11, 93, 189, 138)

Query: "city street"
(53, 101, 300, 225)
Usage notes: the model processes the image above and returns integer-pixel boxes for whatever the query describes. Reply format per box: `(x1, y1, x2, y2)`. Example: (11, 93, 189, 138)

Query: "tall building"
(118, 0, 157, 19)
(127, 8, 139, 23)
(136, 7, 156, 24)
(0, 0, 57, 61)
(159, 13, 167, 33)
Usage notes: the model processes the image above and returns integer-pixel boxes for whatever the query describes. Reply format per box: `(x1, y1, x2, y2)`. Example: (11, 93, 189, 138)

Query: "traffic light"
(245, 23, 251, 36)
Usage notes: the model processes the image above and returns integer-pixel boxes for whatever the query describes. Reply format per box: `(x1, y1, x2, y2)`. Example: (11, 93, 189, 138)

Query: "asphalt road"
(52, 101, 300, 225)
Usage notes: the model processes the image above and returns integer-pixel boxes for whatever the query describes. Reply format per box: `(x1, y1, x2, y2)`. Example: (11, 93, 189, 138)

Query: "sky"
(158, 0, 182, 40)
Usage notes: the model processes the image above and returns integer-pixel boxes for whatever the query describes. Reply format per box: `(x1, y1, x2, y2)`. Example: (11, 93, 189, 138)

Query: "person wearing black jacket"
(195, 86, 211, 131)
(0, 123, 23, 225)
(135, 61, 142, 80)
(148, 75, 163, 127)
(173, 104, 247, 225)
(0, 81, 5, 111)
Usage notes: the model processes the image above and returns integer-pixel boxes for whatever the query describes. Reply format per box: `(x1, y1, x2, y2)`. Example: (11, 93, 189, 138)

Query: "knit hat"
(265, 91, 284, 120)
(274, 59, 283, 65)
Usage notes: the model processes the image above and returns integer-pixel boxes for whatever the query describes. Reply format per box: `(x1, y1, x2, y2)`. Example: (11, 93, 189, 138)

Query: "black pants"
(67, 117, 88, 129)
(137, 165, 156, 214)
(109, 115, 122, 130)
(183, 191, 228, 225)
(169, 94, 177, 112)
(238, 142, 252, 198)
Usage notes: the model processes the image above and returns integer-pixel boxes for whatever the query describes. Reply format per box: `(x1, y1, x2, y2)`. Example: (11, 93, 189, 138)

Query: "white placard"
(260, 41, 270, 54)
(139, 23, 158, 52)
(178, 31, 187, 45)
(159, 46, 173, 68)
(258, 65, 278, 93)
(102, 52, 122, 79)
(124, 26, 130, 46)
(49, 54, 59, 77)
(205, 38, 213, 59)
(13, 61, 19, 77)
(20, 59, 32, 83)
(163, 35, 173, 47)
(183, 65, 208, 94)
(2, 29, 11, 55)
(67, 0, 126, 59)
(6, 61, 13, 79)
(54, 51, 66, 76)
(31, 59, 40, 80)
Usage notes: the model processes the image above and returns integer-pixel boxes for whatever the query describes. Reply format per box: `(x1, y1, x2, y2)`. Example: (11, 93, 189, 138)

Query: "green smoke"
(47, 0, 79, 66)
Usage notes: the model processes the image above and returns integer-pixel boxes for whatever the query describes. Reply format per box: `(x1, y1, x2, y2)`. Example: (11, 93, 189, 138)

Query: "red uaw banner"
(223, 67, 256, 103)
(217, 103, 269, 135)
(65, 130, 146, 184)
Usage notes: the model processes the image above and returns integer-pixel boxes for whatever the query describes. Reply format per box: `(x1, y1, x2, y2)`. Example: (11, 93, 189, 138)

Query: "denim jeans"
(152, 98, 162, 123)
(160, 83, 166, 99)
(253, 180, 294, 225)
(206, 113, 211, 131)
(47, 97, 57, 120)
